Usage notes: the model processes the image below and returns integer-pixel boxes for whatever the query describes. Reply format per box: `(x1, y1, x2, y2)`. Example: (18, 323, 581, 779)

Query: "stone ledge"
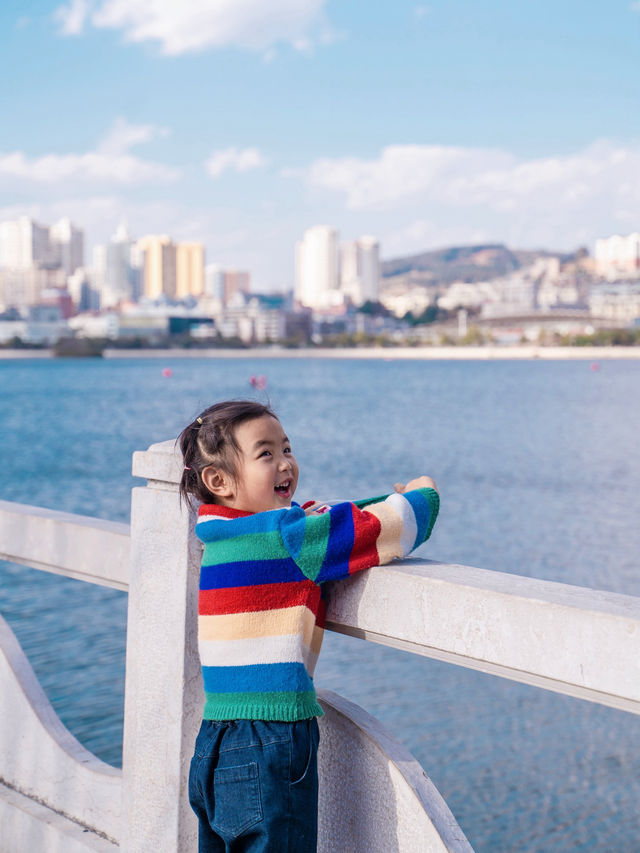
(0, 782, 117, 853)
(325, 559, 640, 714)
(0, 500, 130, 590)
(132, 439, 181, 485)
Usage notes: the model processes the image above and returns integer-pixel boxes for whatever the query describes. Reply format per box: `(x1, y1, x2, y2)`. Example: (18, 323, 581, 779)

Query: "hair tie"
(196, 417, 203, 425)
(184, 466, 192, 471)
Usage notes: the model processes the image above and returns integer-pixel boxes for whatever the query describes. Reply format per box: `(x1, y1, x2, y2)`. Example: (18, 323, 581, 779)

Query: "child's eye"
(259, 450, 272, 458)
(284, 447, 292, 454)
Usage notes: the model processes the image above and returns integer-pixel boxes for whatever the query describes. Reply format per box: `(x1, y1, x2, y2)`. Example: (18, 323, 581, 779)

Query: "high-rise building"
(340, 236, 380, 306)
(594, 232, 640, 278)
(91, 244, 107, 301)
(99, 222, 141, 308)
(176, 243, 205, 298)
(49, 217, 84, 277)
(356, 235, 380, 304)
(295, 225, 339, 309)
(137, 235, 177, 300)
(340, 241, 359, 296)
(68, 267, 100, 312)
(204, 264, 224, 301)
(222, 270, 251, 305)
(0, 216, 53, 269)
(0, 216, 70, 308)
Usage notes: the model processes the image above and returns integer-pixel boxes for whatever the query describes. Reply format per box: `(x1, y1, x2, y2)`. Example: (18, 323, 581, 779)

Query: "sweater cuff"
(402, 487, 440, 548)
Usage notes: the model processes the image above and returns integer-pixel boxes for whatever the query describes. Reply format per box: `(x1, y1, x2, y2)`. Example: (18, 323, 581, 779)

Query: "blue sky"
(1, 1, 640, 289)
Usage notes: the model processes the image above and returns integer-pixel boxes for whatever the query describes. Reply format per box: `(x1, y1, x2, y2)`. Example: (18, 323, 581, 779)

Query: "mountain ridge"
(381, 243, 585, 286)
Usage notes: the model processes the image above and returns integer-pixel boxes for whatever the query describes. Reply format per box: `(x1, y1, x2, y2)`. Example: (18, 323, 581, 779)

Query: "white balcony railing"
(0, 439, 638, 852)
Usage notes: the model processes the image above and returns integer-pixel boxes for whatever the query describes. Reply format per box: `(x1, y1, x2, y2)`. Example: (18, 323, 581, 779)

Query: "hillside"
(381, 244, 583, 287)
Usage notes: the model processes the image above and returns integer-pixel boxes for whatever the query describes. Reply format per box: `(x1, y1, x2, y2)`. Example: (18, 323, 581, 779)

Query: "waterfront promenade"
(1, 345, 640, 360)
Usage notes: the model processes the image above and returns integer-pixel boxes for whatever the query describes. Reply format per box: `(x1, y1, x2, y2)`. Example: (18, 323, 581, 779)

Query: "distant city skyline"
(1, 1, 639, 290)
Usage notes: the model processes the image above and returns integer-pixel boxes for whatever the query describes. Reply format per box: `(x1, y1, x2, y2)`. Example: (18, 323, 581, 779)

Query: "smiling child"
(179, 399, 439, 853)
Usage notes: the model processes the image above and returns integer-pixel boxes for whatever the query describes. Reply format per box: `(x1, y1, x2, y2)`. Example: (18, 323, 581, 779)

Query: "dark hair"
(178, 399, 277, 505)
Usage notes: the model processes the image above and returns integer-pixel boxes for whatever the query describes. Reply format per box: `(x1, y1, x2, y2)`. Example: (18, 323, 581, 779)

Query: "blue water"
(1, 356, 639, 852)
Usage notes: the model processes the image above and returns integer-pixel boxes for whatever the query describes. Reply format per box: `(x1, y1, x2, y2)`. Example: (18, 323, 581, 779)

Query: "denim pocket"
(212, 762, 263, 836)
(290, 720, 318, 787)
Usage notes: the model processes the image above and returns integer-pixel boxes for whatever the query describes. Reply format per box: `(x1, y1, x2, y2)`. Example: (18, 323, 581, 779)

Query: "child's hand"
(394, 476, 438, 494)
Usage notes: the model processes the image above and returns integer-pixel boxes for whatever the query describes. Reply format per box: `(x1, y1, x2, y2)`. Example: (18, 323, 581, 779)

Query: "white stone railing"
(327, 560, 640, 716)
(0, 502, 128, 852)
(0, 500, 130, 590)
(0, 440, 639, 852)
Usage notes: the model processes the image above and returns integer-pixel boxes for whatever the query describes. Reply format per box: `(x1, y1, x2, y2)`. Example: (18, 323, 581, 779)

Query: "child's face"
(229, 415, 299, 513)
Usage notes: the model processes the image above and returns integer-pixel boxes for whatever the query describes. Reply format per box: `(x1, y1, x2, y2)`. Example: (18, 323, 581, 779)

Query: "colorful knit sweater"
(195, 488, 440, 722)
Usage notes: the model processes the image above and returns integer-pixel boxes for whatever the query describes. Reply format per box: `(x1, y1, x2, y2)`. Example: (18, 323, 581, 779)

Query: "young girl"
(180, 399, 439, 853)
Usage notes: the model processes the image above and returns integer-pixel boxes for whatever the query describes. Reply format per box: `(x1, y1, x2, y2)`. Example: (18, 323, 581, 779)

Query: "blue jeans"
(189, 718, 319, 853)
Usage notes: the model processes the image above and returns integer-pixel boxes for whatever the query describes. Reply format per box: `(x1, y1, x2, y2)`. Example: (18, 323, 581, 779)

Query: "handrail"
(325, 559, 640, 715)
(1, 496, 638, 715)
(0, 500, 130, 590)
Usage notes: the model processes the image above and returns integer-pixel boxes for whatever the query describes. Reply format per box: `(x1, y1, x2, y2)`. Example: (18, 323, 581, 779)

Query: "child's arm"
(279, 482, 439, 584)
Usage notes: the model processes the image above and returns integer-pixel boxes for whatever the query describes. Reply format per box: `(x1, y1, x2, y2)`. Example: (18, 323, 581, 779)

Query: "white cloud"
(630, 1, 640, 11)
(205, 147, 268, 178)
(53, 0, 333, 56)
(0, 119, 179, 185)
(305, 145, 515, 210)
(297, 140, 640, 255)
(54, 0, 91, 35)
(436, 142, 640, 222)
(306, 140, 640, 214)
(97, 116, 169, 156)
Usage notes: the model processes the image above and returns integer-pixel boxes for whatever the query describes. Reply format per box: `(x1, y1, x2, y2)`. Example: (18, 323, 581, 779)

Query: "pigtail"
(178, 417, 205, 507)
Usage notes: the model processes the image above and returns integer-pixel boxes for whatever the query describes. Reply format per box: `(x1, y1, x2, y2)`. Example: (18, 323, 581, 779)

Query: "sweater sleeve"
(278, 487, 439, 584)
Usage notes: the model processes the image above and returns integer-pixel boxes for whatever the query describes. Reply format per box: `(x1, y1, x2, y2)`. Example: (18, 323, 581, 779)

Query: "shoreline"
(2, 345, 640, 360)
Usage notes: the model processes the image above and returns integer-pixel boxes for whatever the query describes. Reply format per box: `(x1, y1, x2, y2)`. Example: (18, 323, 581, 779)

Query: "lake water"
(1, 356, 639, 852)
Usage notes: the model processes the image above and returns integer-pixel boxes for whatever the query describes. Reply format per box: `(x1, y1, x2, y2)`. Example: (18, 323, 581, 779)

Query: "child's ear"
(201, 466, 235, 500)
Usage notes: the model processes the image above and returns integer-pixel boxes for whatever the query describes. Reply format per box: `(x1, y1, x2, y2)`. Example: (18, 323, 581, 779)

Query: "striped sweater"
(195, 487, 440, 722)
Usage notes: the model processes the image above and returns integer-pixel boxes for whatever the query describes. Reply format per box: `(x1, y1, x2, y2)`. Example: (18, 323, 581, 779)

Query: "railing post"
(121, 440, 202, 852)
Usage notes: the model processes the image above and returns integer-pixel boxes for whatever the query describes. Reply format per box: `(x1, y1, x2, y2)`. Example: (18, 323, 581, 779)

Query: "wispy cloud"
(303, 144, 513, 210)
(97, 116, 170, 156)
(205, 147, 268, 179)
(53, 0, 335, 56)
(0, 119, 178, 185)
(53, 0, 91, 36)
(295, 140, 640, 253)
(301, 140, 640, 214)
(629, 1, 640, 11)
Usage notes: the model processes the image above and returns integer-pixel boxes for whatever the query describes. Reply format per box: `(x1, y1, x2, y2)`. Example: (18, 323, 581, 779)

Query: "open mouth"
(274, 481, 291, 497)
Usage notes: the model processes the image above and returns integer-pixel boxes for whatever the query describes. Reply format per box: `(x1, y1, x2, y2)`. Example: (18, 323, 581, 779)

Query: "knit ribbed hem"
(203, 690, 325, 722)
(423, 488, 440, 541)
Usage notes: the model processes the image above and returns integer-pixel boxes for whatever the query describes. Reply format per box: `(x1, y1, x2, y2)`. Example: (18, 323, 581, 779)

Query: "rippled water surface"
(1, 356, 639, 852)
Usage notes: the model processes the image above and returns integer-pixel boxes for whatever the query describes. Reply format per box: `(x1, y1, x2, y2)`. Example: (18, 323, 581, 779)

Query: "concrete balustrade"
(119, 472, 203, 852)
(0, 437, 639, 850)
(0, 500, 130, 590)
(326, 560, 640, 715)
(0, 614, 121, 850)
(317, 690, 472, 853)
